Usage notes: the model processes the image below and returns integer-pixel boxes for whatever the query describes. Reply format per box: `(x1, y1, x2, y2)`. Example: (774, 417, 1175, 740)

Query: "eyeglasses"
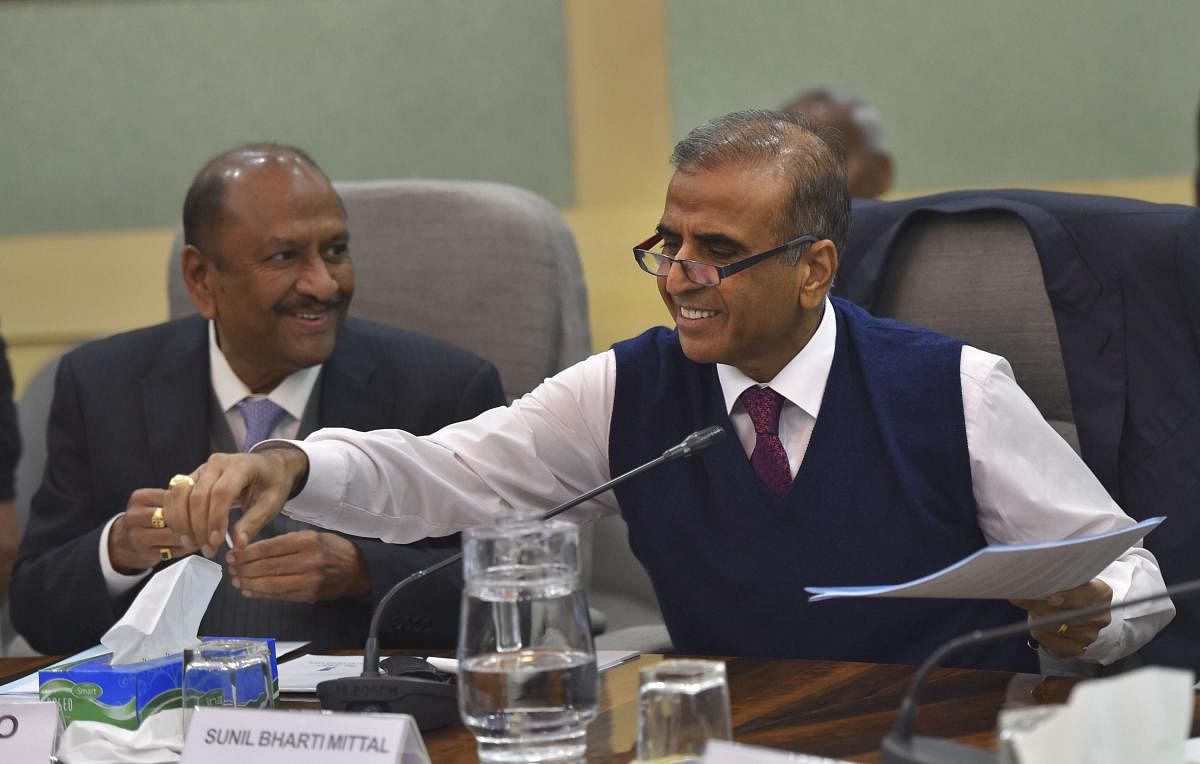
(632, 233, 818, 287)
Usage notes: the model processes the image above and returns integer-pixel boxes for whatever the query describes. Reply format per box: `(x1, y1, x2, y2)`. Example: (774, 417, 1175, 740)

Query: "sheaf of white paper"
(704, 739, 852, 762)
(805, 516, 1163, 601)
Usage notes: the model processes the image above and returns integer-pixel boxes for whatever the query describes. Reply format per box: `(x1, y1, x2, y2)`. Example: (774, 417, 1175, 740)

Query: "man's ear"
(181, 245, 217, 319)
(798, 239, 838, 311)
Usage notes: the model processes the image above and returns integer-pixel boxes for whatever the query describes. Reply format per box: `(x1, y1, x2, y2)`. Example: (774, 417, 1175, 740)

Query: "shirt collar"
(207, 320, 321, 420)
(716, 296, 836, 418)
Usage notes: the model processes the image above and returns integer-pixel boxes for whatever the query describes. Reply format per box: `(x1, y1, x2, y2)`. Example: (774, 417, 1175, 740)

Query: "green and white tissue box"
(39, 637, 279, 729)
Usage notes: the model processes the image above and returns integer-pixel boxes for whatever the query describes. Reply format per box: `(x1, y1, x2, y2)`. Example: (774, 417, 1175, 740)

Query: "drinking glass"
(636, 659, 732, 763)
(181, 639, 273, 735)
(458, 508, 598, 763)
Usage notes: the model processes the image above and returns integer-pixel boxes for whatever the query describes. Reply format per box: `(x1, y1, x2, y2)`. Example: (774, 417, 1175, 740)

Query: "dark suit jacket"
(0, 333, 17, 500)
(836, 189, 1200, 669)
(11, 315, 504, 654)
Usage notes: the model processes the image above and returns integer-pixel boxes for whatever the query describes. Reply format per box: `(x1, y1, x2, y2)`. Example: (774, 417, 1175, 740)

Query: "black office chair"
(835, 189, 1200, 673)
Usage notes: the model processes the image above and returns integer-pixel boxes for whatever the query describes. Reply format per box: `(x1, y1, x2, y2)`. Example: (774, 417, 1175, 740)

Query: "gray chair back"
(873, 211, 1078, 452)
(168, 179, 591, 403)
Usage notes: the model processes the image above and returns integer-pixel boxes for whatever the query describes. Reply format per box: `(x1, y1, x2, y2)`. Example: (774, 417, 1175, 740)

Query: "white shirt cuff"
(98, 515, 153, 598)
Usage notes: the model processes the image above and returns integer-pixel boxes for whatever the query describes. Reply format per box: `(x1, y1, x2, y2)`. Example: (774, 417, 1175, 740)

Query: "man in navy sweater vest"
(166, 111, 1172, 672)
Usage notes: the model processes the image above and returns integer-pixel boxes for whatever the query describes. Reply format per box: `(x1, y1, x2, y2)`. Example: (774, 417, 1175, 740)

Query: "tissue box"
(39, 637, 279, 730)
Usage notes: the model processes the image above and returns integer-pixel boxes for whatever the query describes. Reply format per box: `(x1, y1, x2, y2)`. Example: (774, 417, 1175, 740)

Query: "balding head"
(179, 143, 353, 393)
(182, 143, 341, 261)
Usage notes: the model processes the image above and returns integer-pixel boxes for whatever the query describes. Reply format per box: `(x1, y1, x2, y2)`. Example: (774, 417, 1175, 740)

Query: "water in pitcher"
(459, 578, 598, 763)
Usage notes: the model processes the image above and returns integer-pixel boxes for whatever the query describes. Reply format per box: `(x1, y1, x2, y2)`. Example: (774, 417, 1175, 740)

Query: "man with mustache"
(10, 144, 504, 653)
(169, 114, 1172, 672)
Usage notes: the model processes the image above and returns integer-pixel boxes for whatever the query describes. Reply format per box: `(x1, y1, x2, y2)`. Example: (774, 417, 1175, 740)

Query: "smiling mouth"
(679, 306, 719, 320)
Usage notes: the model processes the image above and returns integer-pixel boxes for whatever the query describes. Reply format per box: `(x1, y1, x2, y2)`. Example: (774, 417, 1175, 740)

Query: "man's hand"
(1012, 578, 1113, 658)
(163, 446, 309, 557)
(225, 530, 368, 603)
(108, 488, 200, 573)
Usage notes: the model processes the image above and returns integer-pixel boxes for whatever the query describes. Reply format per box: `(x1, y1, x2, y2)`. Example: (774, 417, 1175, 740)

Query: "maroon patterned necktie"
(740, 386, 792, 496)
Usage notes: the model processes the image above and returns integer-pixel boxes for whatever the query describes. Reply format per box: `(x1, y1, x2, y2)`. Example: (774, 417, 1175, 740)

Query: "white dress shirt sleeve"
(279, 351, 619, 543)
(961, 346, 1174, 664)
(99, 514, 152, 597)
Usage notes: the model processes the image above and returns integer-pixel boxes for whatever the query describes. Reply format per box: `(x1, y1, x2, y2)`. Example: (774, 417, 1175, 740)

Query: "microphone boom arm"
(360, 425, 726, 676)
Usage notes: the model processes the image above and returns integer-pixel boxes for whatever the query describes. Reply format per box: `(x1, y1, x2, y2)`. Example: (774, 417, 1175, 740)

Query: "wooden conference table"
(0, 652, 1180, 763)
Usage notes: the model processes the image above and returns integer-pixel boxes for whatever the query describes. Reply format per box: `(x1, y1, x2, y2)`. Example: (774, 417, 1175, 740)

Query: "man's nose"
(294, 253, 340, 301)
(664, 256, 701, 294)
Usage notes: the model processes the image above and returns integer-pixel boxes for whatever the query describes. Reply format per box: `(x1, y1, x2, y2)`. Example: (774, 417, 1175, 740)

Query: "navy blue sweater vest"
(609, 298, 1034, 672)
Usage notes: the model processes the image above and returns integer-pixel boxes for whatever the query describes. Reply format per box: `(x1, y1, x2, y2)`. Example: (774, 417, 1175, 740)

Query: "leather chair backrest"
(873, 211, 1078, 452)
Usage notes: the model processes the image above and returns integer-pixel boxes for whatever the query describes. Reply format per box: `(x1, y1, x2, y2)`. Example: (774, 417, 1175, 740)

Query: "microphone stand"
(318, 425, 726, 724)
(882, 577, 1200, 763)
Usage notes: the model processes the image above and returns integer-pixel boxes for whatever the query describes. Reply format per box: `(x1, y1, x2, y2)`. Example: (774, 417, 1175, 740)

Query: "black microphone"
(881, 576, 1200, 764)
(316, 425, 726, 728)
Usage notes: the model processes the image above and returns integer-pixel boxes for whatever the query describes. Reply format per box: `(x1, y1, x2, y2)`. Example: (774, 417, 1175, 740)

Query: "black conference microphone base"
(316, 673, 458, 731)
(881, 735, 998, 764)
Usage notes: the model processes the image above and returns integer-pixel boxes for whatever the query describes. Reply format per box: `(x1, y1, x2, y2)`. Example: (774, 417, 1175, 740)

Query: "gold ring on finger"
(150, 507, 166, 529)
(169, 474, 195, 488)
(1055, 623, 1069, 636)
(159, 547, 173, 562)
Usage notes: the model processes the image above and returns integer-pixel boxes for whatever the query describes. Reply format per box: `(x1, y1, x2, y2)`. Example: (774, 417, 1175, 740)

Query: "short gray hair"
(670, 109, 851, 257)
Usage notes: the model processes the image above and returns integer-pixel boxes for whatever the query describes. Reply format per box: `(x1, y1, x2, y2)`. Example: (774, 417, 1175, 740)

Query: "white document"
(805, 516, 1164, 602)
(426, 650, 639, 677)
(704, 739, 851, 762)
(278, 650, 640, 693)
(274, 641, 309, 659)
(278, 655, 366, 693)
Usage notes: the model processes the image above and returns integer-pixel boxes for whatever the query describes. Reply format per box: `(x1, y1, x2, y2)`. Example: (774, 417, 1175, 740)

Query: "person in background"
(782, 86, 893, 199)
(0, 332, 19, 612)
(10, 144, 504, 654)
(168, 112, 1172, 673)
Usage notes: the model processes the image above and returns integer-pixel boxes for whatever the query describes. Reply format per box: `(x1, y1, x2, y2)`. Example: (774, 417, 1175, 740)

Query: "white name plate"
(704, 739, 851, 762)
(182, 706, 430, 764)
(0, 701, 59, 762)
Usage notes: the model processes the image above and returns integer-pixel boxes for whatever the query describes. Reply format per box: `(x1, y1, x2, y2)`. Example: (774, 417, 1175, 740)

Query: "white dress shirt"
(280, 299, 1173, 664)
(98, 321, 321, 596)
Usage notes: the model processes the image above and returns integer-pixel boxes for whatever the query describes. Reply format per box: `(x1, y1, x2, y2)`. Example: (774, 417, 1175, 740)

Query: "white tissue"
(57, 708, 185, 764)
(100, 556, 222, 665)
(1007, 666, 1194, 764)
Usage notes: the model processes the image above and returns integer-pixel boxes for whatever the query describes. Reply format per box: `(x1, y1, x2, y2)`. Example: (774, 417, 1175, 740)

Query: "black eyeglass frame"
(632, 233, 819, 287)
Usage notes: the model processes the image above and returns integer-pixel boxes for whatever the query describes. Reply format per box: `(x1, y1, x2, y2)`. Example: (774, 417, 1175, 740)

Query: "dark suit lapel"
(998, 198, 1125, 495)
(142, 317, 212, 481)
(317, 321, 388, 429)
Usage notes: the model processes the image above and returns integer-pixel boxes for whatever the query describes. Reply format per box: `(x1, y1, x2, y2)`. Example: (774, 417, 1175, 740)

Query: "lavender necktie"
(235, 398, 288, 452)
(740, 386, 792, 496)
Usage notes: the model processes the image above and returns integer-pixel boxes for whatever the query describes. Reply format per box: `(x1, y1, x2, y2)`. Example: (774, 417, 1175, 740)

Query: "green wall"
(668, 0, 1200, 191)
(0, 0, 572, 236)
